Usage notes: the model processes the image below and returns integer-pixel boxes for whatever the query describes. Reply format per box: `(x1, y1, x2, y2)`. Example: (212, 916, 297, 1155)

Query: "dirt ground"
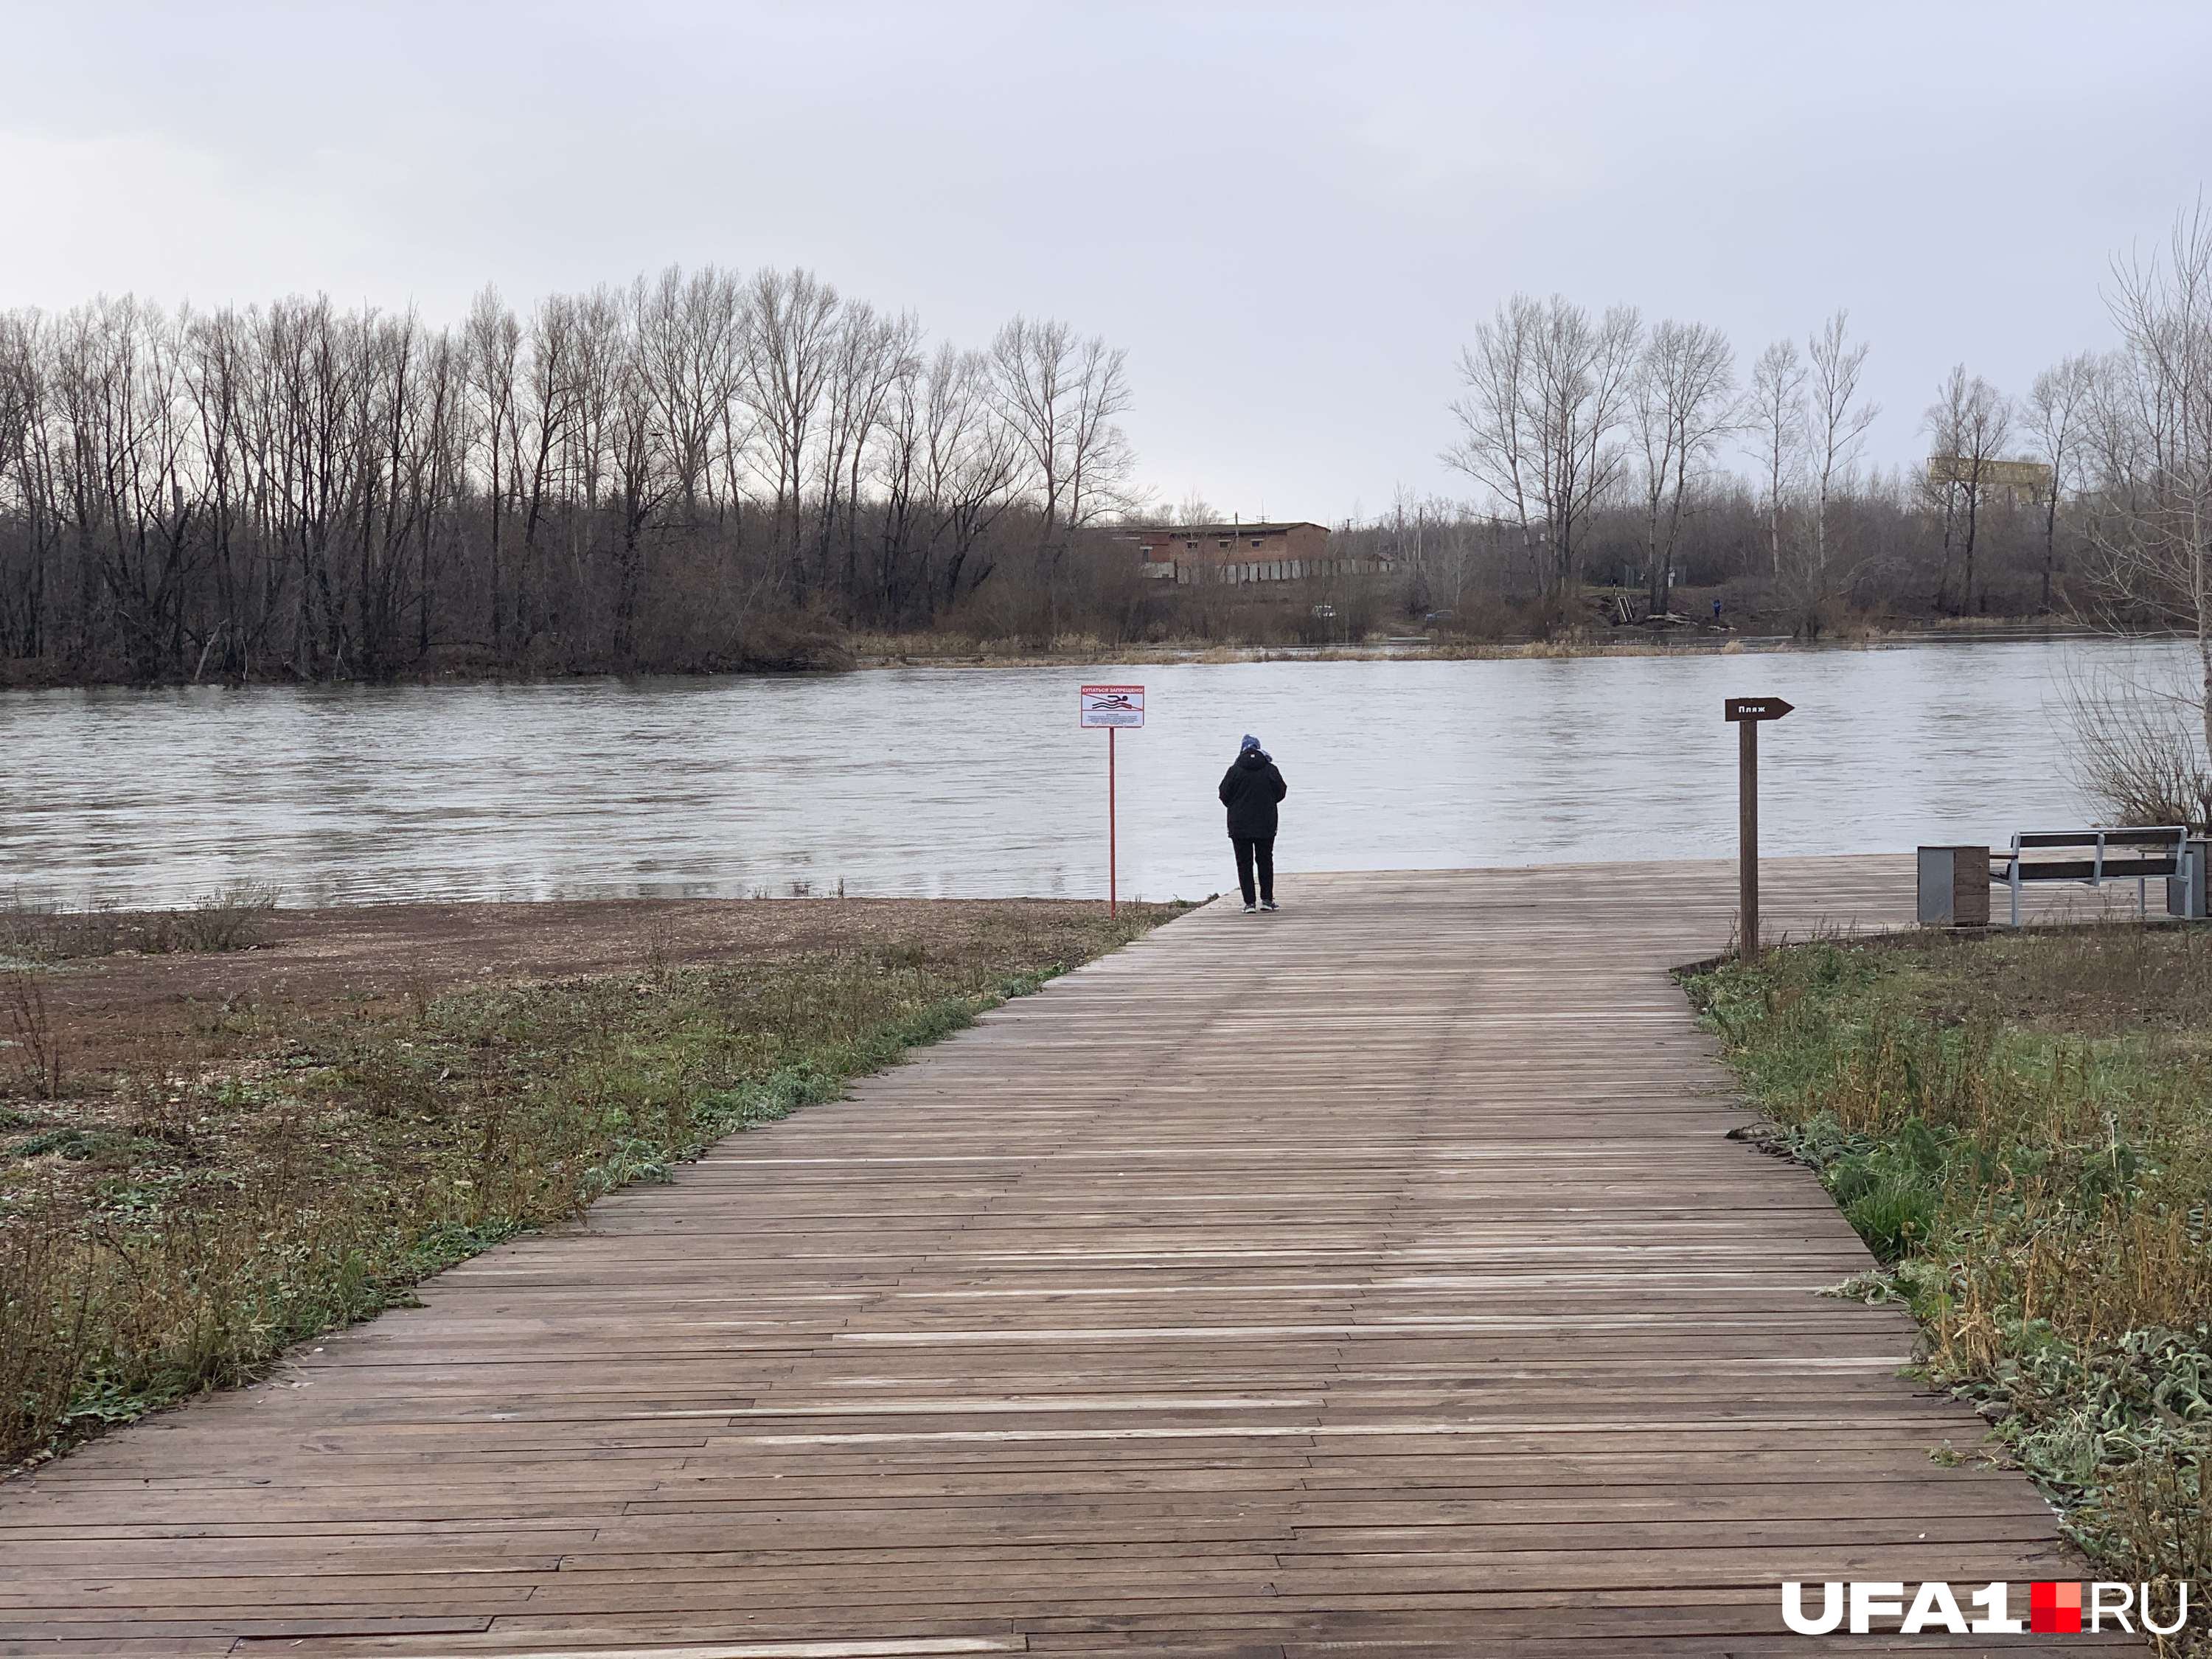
(18, 897, 1136, 1077)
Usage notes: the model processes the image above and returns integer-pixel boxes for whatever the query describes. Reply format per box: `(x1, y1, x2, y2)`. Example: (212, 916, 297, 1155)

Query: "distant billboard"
(1926, 455, 2053, 496)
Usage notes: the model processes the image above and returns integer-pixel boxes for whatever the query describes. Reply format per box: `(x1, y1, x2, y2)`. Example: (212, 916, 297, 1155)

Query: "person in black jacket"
(1218, 734, 1288, 914)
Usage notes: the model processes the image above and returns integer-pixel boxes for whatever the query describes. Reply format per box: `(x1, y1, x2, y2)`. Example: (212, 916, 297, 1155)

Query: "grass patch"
(0, 900, 1178, 1472)
(1687, 926, 2212, 1614)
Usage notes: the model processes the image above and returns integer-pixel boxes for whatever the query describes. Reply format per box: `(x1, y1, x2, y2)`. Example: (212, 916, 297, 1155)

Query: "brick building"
(1132, 521, 1385, 585)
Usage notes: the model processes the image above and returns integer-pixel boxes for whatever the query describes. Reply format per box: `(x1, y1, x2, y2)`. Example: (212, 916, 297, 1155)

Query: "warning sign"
(1079, 684, 1145, 728)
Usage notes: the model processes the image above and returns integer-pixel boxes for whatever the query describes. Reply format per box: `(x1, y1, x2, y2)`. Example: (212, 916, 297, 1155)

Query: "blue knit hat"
(1239, 734, 1262, 753)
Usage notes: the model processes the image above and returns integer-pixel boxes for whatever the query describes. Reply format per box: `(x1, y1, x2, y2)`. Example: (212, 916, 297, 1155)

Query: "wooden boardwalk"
(0, 858, 2129, 1656)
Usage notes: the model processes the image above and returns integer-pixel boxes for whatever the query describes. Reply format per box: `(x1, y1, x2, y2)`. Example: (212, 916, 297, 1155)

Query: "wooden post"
(1739, 718, 1759, 961)
(1108, 724, 1118, 919)
(1723, 697, 1794, 963)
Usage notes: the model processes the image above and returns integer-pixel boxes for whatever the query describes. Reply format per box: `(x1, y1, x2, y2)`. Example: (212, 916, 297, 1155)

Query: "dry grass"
(851, 631, 1287, 666)
(2064, 666, 2212, 832)
(1416, 635, 1752, 661)
(849, 630, 1771, 667)
(1, 883, 279, 963)
(1691, 926, 2212, 1632)
(0, 897, 1178, 1474)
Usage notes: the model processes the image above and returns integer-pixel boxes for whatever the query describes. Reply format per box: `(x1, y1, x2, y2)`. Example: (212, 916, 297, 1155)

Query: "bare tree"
(1745, 338, 1806, 580)
(352, 308, 425, 678)
(463, 288, 523, 648)
(604, 287, 669, 660)
(2078, 204, 2212, 785)
(557, 287, 626, 653)
(637, 265, 747, 528)
(988, 316, 1070, 541)
(921, 347, 1021, 611)
(1445, 293, 1641, 602)
(814, 304, 919, 606)
(1063, 334, 1137, 531)
(1631, 320, 1736, 617)
(408, 321, 465, 661)
(742, 268, 840, 591)
(2066, 662, 2212, 830)
(1922, 364, 2013, 614)
(874, 343, 1021, 621)
(513, 294, 589, 644)
(2025, 352, 2097, 612)
(1172, 490, 1223, 527)
(0, 311, 55, 658)
(989, 316, 1137, 569)
(1804, 310, 1879, 589)
(1384, 487, 1489, 620)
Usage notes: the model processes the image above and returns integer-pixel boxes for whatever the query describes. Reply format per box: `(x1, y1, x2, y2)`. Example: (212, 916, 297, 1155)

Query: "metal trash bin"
(2169, 838, 2211, 919)
(1917, 846, 1991, 928)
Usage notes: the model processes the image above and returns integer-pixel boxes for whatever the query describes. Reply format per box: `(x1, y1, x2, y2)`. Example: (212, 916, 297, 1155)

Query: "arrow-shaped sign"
(1726, 696, 1797, 961)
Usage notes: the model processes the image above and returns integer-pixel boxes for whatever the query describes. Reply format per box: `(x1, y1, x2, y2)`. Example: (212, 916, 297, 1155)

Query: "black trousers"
(1232, 835, 1276, 906)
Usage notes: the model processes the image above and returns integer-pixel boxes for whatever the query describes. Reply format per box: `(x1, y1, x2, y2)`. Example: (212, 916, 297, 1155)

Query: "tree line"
(4, 210, 2207, 686)
(1420, 220, 2208, 641)
(0, 268, 1139, 683)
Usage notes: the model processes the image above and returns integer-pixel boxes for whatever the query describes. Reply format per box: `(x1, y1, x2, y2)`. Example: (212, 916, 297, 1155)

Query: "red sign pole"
(1108, 725, 1118, 918)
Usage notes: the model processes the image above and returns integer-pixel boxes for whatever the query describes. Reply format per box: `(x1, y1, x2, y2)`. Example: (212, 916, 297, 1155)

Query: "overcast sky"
(4, 1, 2208, 524)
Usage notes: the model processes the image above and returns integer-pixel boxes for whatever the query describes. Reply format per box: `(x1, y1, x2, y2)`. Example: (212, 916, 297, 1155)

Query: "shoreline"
(1, 894, 1150, 1021)
(0, 622, 2135, 694)
(849, 621, 2118, 670)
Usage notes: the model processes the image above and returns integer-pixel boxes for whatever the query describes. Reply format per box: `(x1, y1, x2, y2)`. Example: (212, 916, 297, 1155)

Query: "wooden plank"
(0, 858, 2107, 1654)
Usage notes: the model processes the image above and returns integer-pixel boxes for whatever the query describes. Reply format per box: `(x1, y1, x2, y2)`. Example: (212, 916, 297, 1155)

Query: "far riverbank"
(0, 619, 2130, 692)
(849, 619, 2114, 670)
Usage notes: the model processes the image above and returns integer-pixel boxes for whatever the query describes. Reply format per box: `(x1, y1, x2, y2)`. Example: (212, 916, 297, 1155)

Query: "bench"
(1997, 827, 2188, 926)
(1919, 828, 2199, 928)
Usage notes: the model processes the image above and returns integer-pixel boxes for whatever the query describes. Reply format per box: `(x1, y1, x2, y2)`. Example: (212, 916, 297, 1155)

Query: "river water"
(0, 641, 2183, 908)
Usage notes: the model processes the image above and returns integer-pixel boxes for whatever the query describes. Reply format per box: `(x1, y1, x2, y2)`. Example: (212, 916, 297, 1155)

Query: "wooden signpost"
(1724, 697, 1794, 960)
(1079, 685, 1144, 916)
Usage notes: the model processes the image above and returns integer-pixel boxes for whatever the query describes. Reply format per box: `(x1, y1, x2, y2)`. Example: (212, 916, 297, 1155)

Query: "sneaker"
(1242, 902, 1258, 914)
(1260, 900, 1280, 912)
